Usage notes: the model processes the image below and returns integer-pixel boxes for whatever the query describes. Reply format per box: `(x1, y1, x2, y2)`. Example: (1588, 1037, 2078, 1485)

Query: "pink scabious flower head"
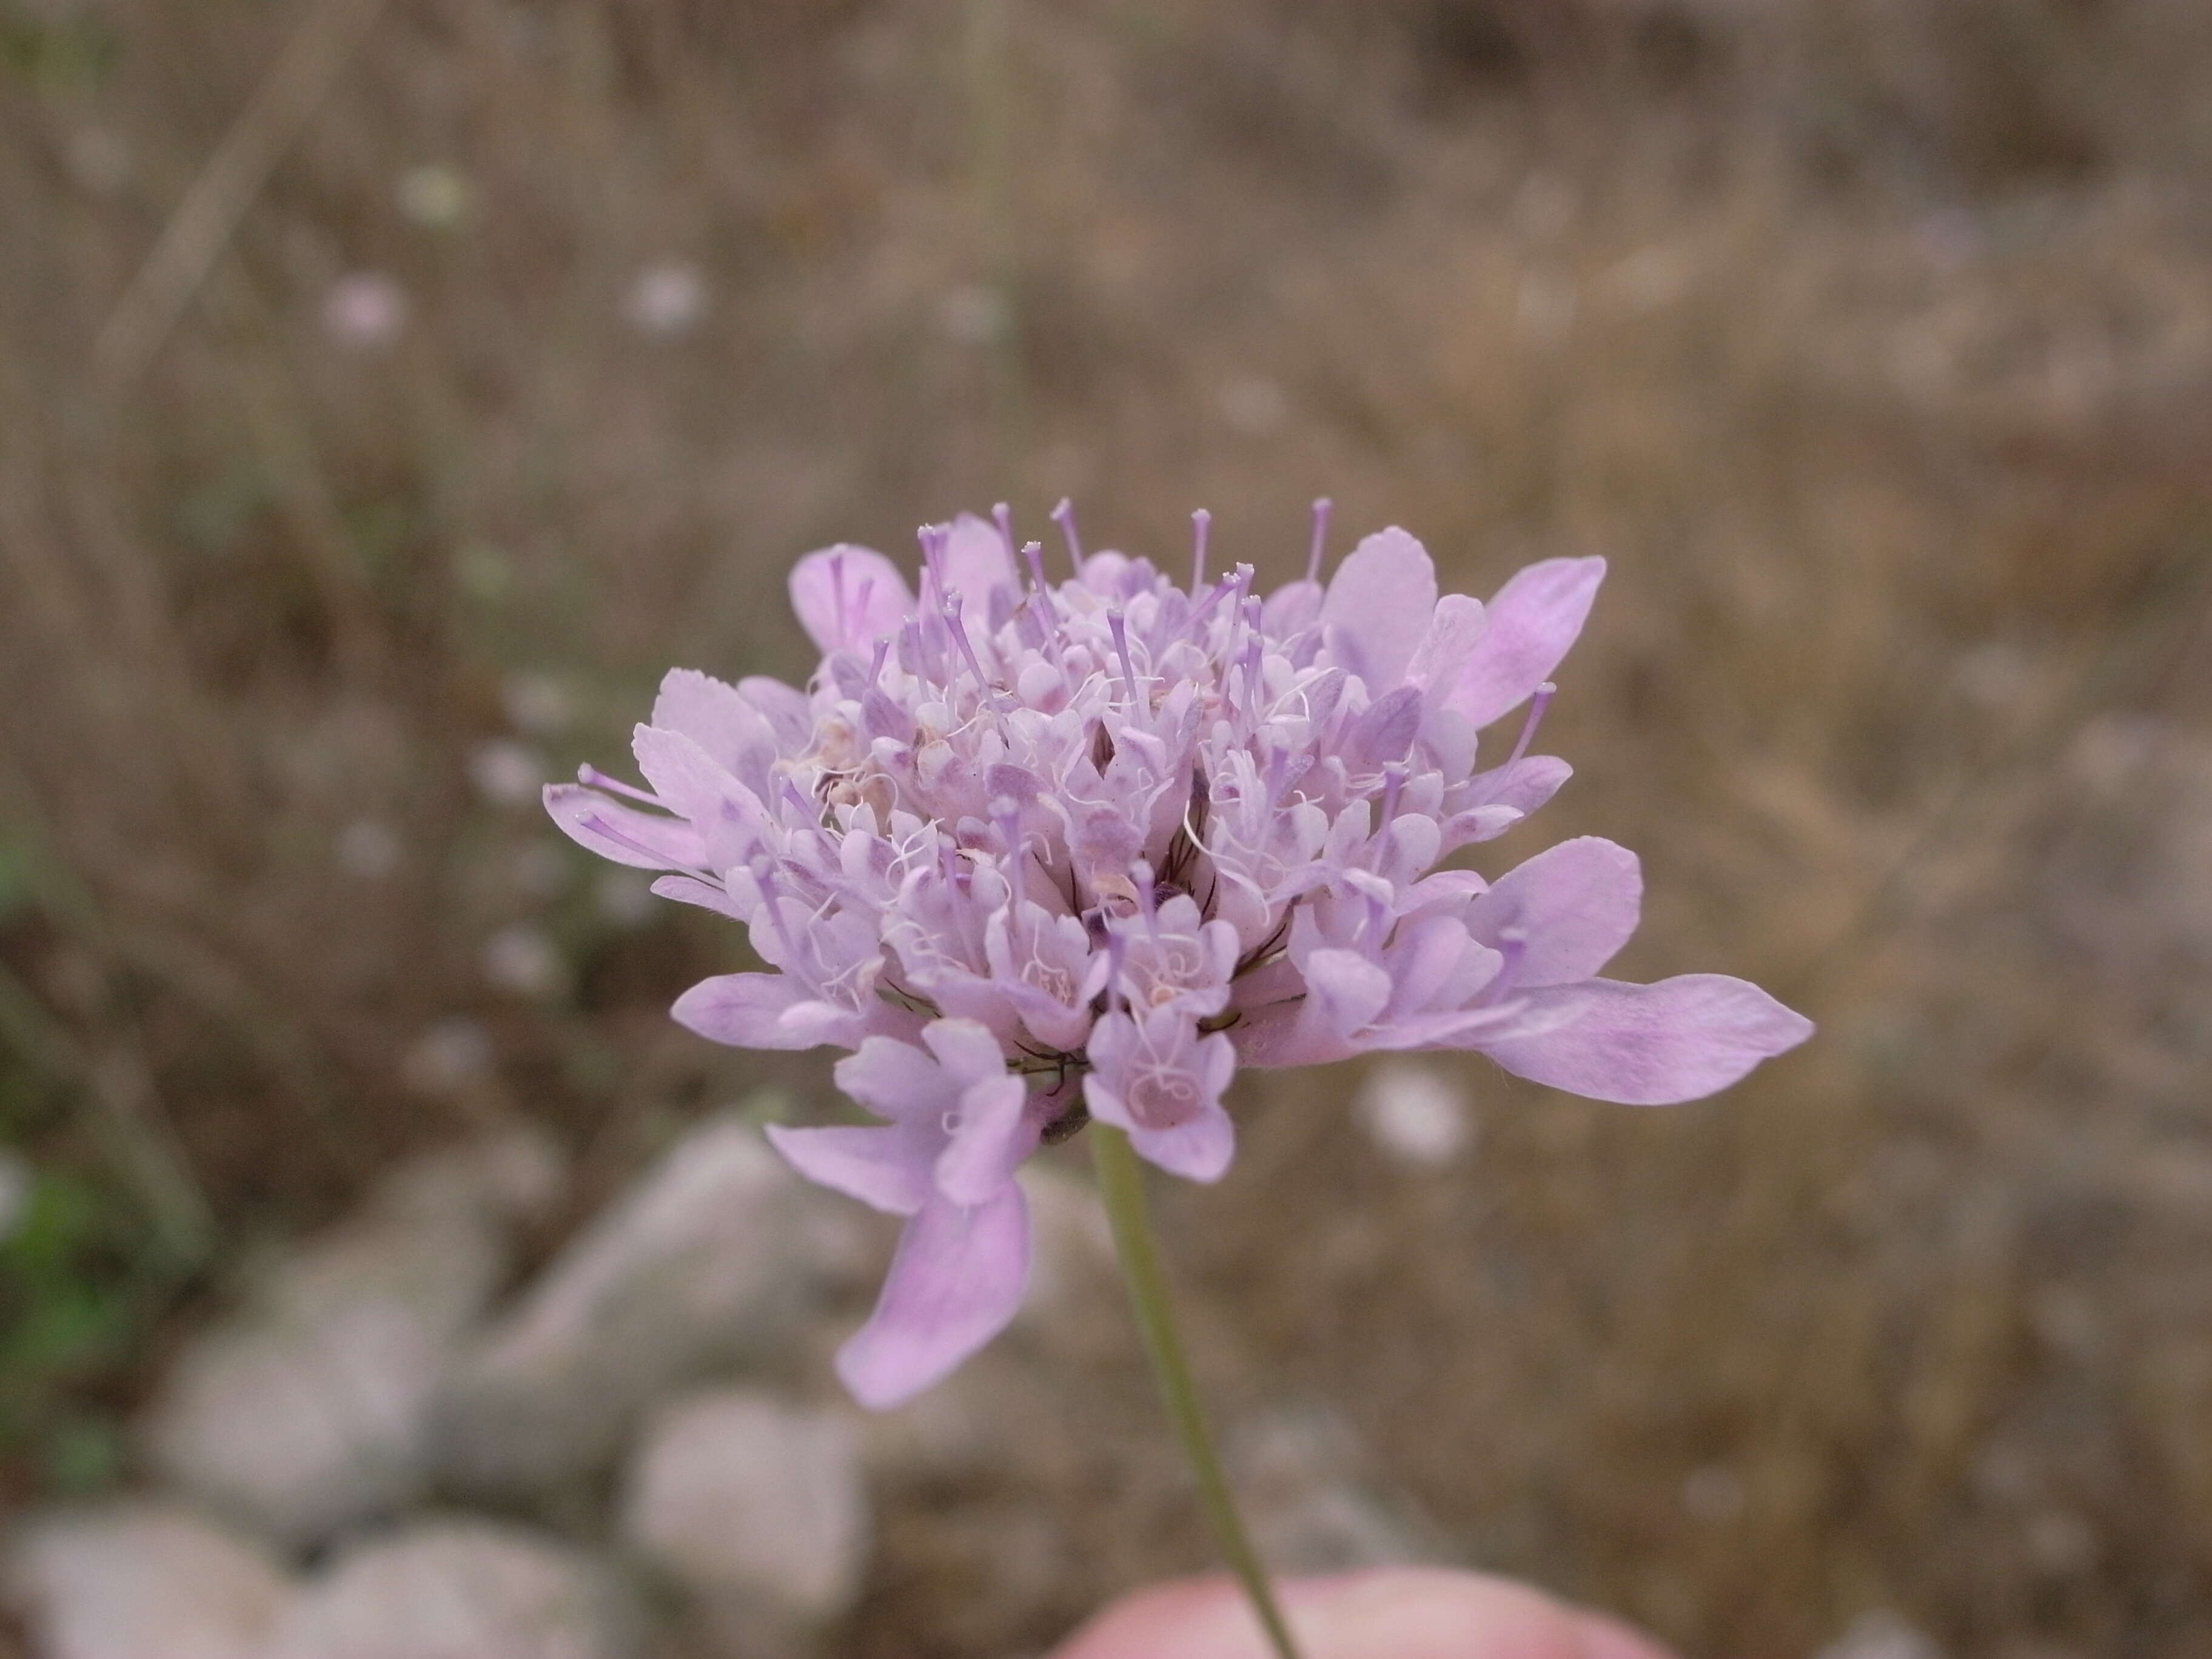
(547, 501, 1813, 1407)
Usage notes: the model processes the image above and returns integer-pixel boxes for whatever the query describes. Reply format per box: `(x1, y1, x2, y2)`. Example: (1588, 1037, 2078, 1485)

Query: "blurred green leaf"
(453, 540, 514, 602)
(0, 5, 121, 90)
(2, 1281, 132, 1373)
(44, 1415, 121, 1492)
(174, 462, 272, 557)
(0, 1167, 147, 1481)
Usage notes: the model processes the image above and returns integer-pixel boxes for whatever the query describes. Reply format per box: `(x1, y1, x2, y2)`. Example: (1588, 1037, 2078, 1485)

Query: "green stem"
(1089, 1124, 1305, 1659)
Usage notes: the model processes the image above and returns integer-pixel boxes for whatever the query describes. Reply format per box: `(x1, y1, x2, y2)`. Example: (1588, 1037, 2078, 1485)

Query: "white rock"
(848, 1166, 1120, 1489)
(266, 1519, 638, 1659)
(853, 1348, 1005, 1483)
(1228, 1404, 1433, 1575)
(4, 1500, 292, 1659)
(1679, 1463, 1747, 1521)
(139, 1133, 555, 1547)
(620, 1390, 868, 1653)
(321, 273, 408, 350)
(1814, 1611, 1946, 1659)
(1006, 1164, 1127, 1369)
(432, 1114, 868, 1499)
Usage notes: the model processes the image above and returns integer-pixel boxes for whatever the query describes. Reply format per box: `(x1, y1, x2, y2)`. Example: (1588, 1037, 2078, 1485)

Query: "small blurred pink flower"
(321, 272, 409, 350)
(468, 739, 547, 806)
(483, 924, 565, 999)
(625, 263, 706, 336)
(401, 1017, 493, 1095)
(334, 817, 401, 879)
(937, 284, 1008, 345)
(501, 672, 573, 736)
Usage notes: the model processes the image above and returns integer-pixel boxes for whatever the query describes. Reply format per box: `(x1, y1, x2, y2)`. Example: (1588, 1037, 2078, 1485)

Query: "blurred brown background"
(4, 1, 2212, 1655)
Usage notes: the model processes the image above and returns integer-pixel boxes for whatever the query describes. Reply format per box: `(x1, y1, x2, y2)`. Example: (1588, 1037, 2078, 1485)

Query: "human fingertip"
(1048, 1567, 1679, 1659)
(1047, 1574, 1244, 1659)
(1574, 1608, 1682, 1659)
(1288, 1566, 1590, 1657)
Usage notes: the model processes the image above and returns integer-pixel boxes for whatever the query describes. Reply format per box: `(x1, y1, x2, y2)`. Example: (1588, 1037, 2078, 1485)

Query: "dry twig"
(92, 0, 388, 398)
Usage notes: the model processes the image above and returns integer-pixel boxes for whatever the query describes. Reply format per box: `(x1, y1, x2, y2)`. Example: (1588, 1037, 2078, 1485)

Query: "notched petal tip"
(1468, 835, 1643, 988)
(1319, 526, 1439, 691)
(789, 543, 916, 654)
(544, 781, 708, 871)
(1134, 1105, 1236, 1184)
(1446, 554, 1607, 730)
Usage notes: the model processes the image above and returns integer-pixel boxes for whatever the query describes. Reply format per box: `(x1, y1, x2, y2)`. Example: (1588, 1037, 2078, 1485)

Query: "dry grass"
(4, 0, 2212, 1653)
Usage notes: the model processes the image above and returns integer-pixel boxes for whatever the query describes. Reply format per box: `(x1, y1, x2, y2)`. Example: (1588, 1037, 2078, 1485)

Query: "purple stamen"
(1502, 682, 1557, 773)
(1105, 928, 1128, 1014)
(1306, 496, 1332, 585)
(899, 615, 927, 683)
(1131, 858, 1160, 936)
(1050, 497, 1084, 578)
(1379, 762, 1405, 824)
(944, 594, 994, 694)
(917, 523, 949, 600)
(1489, 926, 1529, 999)
(580, 813, 708, 877)
(1021, 539, 1064, 661)
(754, 857, 805, 967)
(1031, 593, 1065, 666)
(1107, 609, 1140, 709)
(993, 501, 1017, 565)
(870, 636, 891, 686)
(1218, 592, 1245, 674)
(577, 764, 663, 808)
(1242, 598, 1267, 709)
(1230, 561, 1255, 611)
(829, 550, 849, 643)
(1190, 508, 1212, 592)
(1182, 572, 1233, 640)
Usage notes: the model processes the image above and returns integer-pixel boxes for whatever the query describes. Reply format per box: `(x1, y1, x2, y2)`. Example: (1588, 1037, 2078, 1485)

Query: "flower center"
(1022, 959, 1074, 1003)
(1127, 1064, 1200, 1131)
